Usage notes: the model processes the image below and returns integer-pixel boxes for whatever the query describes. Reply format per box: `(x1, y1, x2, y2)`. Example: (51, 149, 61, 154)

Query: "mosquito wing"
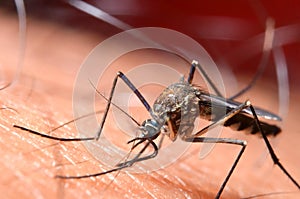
(200, 93, 282, 121)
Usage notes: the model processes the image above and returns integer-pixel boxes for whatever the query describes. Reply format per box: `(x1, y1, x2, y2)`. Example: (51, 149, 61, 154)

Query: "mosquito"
(14, 60, 300, 198)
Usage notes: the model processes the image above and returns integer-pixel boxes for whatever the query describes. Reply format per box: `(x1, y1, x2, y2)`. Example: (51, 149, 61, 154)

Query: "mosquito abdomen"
(224, 113, 281, 136)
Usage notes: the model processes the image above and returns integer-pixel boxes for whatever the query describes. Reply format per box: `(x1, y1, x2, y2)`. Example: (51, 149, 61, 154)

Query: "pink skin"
(1, 8, 299, 199)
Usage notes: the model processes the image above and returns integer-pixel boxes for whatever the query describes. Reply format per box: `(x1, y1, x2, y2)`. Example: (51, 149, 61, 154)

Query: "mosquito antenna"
(229, 18, 275, 100)
(1, 0, 26, 90)
(76, 80, 144, 191)
(48, 79, 142, 133)
(88, 79, 140, 126)
(13, 80, 142, 140)
(50, 110, 103, 132)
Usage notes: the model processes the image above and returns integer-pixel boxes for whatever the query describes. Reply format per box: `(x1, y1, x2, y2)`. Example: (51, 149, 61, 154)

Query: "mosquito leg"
(189, 100, 299, 194)
(229, 18, 274, 100)
(90, 71, 152, 140)
(13, 110, 105, 141)
(189, 57, 268, 100)
(14, 71, 151, 141)
(189, 19, 274, 100)
(88, 79, 140, 126)
(183, 136, 247, 199)
(128, 134, 165, 150)
(228, 50, 269, 100)
(193, 100, 250, 137)
(187, 60, 196, 84)
(116, 139, 158, 167)
(56, 139, 158, 179)
(180, 101, 250, 197)
(13, 125, 95, 141)
(188, 60, 224, 97)
(248, 103, 300, 189)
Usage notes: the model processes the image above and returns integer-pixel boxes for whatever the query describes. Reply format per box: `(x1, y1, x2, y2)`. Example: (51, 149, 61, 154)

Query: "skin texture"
(1, 7, 300, 199)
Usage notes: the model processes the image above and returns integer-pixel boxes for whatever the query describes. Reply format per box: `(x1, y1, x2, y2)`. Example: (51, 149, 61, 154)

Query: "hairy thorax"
(152, 82, 201, 139)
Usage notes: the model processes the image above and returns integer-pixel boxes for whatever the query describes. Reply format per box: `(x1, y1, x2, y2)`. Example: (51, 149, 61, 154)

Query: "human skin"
(1, 7, 300, 199)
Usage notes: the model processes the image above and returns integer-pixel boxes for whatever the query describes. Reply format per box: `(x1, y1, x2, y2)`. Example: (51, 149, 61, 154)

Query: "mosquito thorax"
(152, 82, 201, 138)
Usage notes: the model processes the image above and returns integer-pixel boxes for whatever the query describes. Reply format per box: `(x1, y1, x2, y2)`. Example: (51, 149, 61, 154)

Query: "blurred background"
(1, 0, 300, 87)
(0, 1, 299, 198)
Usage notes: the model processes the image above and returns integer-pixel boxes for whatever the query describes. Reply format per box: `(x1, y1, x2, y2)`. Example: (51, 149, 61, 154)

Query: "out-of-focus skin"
(0, 4, 300, 199)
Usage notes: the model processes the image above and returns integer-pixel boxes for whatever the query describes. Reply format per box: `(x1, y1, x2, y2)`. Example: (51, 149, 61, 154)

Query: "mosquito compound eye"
(139, 119, 160, 138)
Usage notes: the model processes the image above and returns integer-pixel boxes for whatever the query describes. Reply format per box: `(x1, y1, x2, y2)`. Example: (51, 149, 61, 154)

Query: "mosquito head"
(138, 119, 161, 139)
